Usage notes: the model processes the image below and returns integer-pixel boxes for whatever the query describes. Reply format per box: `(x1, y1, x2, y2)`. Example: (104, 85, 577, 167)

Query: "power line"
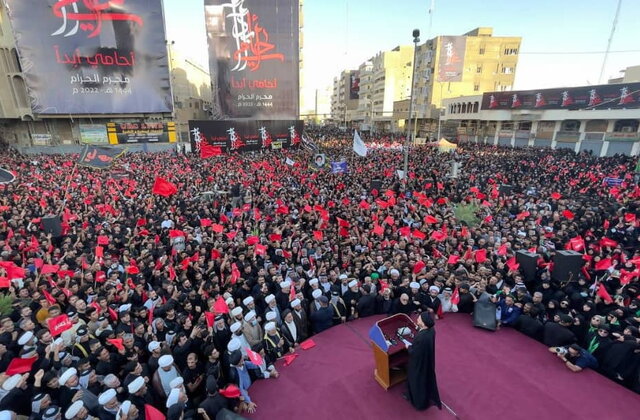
(520, 49, 640, 55)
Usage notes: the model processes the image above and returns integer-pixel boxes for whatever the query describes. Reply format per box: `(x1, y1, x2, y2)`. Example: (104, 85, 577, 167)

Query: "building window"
(561, 120, 580, 132)
(476, 66, 482, 73)
(473, 84, 479, 92)
(479, 47, 485, 55)
(504, 48, 518, 55)
(502, 67, 513, 74)
(613, 119, 639, 132)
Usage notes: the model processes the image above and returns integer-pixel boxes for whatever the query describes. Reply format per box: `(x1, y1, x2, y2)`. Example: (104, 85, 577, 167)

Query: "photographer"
(549, 344, 598, 373)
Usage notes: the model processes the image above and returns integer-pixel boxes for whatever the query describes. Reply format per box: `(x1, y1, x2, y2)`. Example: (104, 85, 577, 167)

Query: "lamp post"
(436, 81, 443, 141)
(403, 29, 420, 181)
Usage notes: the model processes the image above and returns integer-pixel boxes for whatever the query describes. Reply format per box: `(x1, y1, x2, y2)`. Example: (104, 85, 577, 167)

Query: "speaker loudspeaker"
(369, 179, 383, 193)
(516, 250, 538, 283)
(552, 250, 584, 282)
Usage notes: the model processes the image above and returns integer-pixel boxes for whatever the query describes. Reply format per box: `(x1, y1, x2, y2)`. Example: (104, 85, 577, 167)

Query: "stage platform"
(246, 314, 640, 420)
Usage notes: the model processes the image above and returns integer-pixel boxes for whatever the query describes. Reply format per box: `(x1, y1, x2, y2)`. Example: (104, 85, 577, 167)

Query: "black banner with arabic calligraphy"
(481, 82, 640, 110)
(204, 0, 299, 119)
(188, 119, 303, 154)
(78, 145, 125, 169)
(5, 0, 172, 114)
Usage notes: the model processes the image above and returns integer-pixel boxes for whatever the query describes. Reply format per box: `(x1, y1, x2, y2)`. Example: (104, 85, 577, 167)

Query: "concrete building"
(168, 46, 212, 142)
(0, 2, 173, 150)
(335, 45, 414, 131)
(441, 84, 640, 156)
(608, 65, 640, 84)
(409, 27, 521, 139)
(330, 70, 359, 126)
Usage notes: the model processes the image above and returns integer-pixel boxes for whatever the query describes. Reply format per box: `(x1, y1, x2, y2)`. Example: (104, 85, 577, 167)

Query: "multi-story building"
(330, 70, 360, 126)
(608, 65, 640, 84)
(168, 46, 212, 142)
(410, 27, 521, 138)
(441, 81, 640, 157)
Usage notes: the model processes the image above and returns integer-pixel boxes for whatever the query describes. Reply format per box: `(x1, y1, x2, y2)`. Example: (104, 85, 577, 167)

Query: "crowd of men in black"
(0, 135, 638, 420)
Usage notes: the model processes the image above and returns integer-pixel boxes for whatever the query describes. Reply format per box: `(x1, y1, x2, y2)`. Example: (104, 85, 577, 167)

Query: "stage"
(246, 314, 640, 420)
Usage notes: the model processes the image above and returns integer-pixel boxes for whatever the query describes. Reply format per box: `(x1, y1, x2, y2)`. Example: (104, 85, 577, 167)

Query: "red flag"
(283, 353, 299, 366)
(169, 229, 185, 238)
(211, 224, 224, 233)
(204, 311, 215, 328)
(412, 230, 426, 240)
(600, 238, 618, 248)
(550, 192, 562, 200)
(213, 296, 229, 314)
(255, 244, 267, 255)
(597, 284, 613, 303)
(424, 215, 438, 224)
(219, 385, 241, 399)
(516, 211, 530, 220)
(383, 216, 394, 225)
(0, 278, 10, 288)
(226, 231, 237, 240)
(152, 177, 178, 197)
(200, 219, 213, 227)
(6, 357, 37, 375)
(246, 236, 259, 246)
(399, 227, 411, 237)
(107, 338, 124, 351)
(497, 244, 508, 256)
(42, 289, 56, 305)
(359, 200, 370, 210)
(300, 339, 316, 350)
(200, 143, 223, 158)
(40, 264, 60, 275)
(145, 404, 166, 420)
(506, 257, 520, 271)
(451, 287, 460, 305)
(168, 265, 176, 281)
(313, 231, 324, 241)
(447, 255, 460, 265)
(569, 236, 585, 252)
(475, 249, 487, 263)
(97, 235, 110, 245)
(595, 258, 612, 271)
(148, 305, 154, 325)
(47, 314, 73, 337)
(269, 233, 282, 242)
(245, 348, 264, 366)
(562, 210, 575, 220)
(337, 218, 350, 228)
(413, 261, 426, 274)
(95, 271, 106, 283)
(372, 224, 384, 235)
(625, 213, 636, 223)
(431, 231, 447, 242)
(108, 307, 118, 322)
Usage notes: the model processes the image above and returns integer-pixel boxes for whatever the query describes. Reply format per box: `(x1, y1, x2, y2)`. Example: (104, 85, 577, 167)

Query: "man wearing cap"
(151, 355, 181, 401)
(276, 281, 291, 312)
(97, 389, 119, 420)
(115, 401, 137, 420)
(343, 280, 362, 320)
(262, 322, 286, 364)
(64, 401, 90, 420)
(263, 295, 281, 326)
(211, 316, 232, 354)
(241, 296, 260, 323)
(229, 322, 250, 358)
(58, 368, 82, 411)
(126, 376, 151, 415)
(405, 313, 441, 411)
(329, 291, 347, 326)
(290, 299, 309, 339)
(241, 311, 263, 347)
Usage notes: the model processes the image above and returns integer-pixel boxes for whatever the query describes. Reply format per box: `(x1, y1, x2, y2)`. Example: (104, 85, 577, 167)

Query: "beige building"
(330, 70, 360, 126)
(608, 65, 640, 84)
(168, 46, 212, 142)
(409, 27, 521, 138)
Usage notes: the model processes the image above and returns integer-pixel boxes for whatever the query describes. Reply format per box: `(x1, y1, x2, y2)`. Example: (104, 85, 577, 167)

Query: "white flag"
(353, 130, 368, 157)
(285, 157, 295, 166)
(396, 170, 405, 180)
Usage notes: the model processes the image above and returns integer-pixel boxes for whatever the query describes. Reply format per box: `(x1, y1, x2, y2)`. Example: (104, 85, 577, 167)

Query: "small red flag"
(451, 287, 460, 305)
(497, 244, 508, 256)
(214, 296, 229, 314)
(152, 177, 178, 197)
(200, 143, 223, 158)
(475, 249, 487, 263)
(269, 233, 282, 242)
(42, 289, 56, 305)
(337, 217, 350, 228)
(412, 230, 426, 240)
(424, 215, 438, 224)
(359, 200, 370, 210)
(562, 210, 575, 220)
(595, 258, 612, 271)
(596, 284, 613, 303)
(47, 314, 73, 337)
(431, 231, 447, 242)
(300, 339, 316, 350)
(245, 348, 264, 366)
(211, 224, 224, 233)
(169, 229, 185, 238)
(372, 224, 384, 235)
(145, 404, 166, 420)
(447, 255, 460, 265)
(516, 211, 530, 220)
(219, 385, 241, 399)
(40, 264, 60, 275)
(97, 235, 109, 245)
(255, 244, 267, 255)
(5, 357, 37, 375)
(246, 236, 259, 246)
(204, 311, 215, 328)
(384, 216, 394, 225)
(283, 353, 299, 366)
(550, 192, 562, 200)
(313, 231, 324, 241)
(200, 218, 212, 227)
(506, 257, 520, 271)
(107, 338, 124, 351)
(413, 261, 426, 274)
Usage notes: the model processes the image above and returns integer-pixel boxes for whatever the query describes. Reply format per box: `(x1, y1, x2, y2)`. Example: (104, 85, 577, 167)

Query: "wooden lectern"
(369, 314, 418, 390)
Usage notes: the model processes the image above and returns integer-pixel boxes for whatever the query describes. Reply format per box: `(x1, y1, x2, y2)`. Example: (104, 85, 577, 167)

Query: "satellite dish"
(0, 168, 15, 184)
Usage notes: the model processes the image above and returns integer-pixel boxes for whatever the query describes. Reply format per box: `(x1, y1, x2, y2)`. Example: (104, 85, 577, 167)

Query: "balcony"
(555, 131, 580, 142)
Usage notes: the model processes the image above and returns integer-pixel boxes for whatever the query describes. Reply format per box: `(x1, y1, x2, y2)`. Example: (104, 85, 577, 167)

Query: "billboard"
(349, 71, 360, 100)
(80, 124, 109, 144)
(107, 121, 176, 144)
(204, 0, 299, 119)
(5, 0, 172, 114)
(189, 120, 302, 153)
(438, 36, 465, 82)
(481, 82, 640, 111)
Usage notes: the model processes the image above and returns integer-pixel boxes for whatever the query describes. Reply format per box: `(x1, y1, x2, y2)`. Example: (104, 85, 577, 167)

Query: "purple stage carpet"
(246, 314, 640, 420)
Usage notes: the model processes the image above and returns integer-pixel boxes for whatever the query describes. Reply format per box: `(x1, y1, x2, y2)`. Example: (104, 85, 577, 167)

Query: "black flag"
(78, 145, 124, 169)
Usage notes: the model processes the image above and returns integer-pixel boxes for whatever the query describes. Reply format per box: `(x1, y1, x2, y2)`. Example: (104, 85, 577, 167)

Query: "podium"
(369, 314, 417, 390)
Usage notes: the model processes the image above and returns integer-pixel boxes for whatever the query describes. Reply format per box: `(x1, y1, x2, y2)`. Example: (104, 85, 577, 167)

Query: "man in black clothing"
(406, 312, 441, 411)
(199, 376, 235, 420)
(456, 284, 475, 314)
(543, 314, 577, 347)
(356, 285, 376, 318)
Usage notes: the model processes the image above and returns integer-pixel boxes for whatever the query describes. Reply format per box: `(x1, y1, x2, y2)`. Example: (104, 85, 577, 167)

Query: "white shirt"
(285, 321, 297, 342)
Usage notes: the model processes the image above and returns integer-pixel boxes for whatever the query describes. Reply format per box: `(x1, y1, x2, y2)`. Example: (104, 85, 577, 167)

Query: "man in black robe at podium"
(405, 312, 442, 411)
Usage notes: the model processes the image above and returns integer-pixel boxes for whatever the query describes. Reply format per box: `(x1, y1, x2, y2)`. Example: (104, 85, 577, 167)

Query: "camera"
(554, 347, 568, 356)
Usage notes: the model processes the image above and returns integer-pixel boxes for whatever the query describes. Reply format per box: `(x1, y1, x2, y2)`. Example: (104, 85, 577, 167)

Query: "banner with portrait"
(438, 36, 465, 82)
(204, 0, 299, 119)
(5, 0, 172, 114)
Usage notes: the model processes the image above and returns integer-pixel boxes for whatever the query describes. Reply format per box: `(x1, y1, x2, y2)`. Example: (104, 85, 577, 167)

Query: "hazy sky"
(165, 0, 640, 111)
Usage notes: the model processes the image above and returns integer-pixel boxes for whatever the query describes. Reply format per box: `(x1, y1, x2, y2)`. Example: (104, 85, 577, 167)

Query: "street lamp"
(403, 29, 420, 181)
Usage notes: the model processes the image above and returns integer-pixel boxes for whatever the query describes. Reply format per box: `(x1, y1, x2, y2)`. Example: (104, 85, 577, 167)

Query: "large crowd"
(0, 134, 638, 420)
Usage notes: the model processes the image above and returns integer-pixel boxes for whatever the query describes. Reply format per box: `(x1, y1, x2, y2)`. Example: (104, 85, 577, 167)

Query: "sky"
(164, 0, 640, 112)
